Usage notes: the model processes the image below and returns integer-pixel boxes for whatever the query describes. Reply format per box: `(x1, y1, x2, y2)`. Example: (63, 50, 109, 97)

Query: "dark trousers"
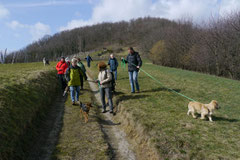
(100, 87, 113, 111)
(87, 61, 91, 67)
(58, 74, 66, 90)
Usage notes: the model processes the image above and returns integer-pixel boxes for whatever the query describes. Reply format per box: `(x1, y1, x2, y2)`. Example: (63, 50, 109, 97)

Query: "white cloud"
(59, 19, 93, 31)
(59, 0, 240, 31)
(0, 4, 9, 19)
(6, 20, 26, 29)
(5, 0, 85, 8)
(30, 22, 51, 40)
(219, 0, 240, 16)
(6, 21, 51, 41)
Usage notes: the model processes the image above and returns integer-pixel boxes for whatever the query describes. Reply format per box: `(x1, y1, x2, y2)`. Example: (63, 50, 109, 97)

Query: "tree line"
(4, 13, 240, 80)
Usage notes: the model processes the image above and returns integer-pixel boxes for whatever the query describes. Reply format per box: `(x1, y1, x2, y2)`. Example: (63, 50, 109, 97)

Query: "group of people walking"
(56, 47, 142, 114)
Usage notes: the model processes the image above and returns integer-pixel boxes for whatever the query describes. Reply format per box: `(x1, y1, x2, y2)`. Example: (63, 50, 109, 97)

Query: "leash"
(121, 59, 126, 71)
(121, 59, 196, 102)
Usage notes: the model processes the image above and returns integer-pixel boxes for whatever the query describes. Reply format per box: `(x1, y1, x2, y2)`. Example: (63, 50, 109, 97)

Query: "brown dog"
(80, 102, 93, 123)
(187, 100, 220, 122)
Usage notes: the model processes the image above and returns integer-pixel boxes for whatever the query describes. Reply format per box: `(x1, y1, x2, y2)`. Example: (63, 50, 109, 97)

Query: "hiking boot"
(102, 110, 107, 113)
(110, 110, 114, 114)
(136, 90, 140, 93)
(72, 102, 75, 105)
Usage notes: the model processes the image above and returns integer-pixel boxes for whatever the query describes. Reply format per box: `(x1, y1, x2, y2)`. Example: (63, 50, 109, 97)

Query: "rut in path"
(27, 94, 66, 160)
(87, 73, 136, 160)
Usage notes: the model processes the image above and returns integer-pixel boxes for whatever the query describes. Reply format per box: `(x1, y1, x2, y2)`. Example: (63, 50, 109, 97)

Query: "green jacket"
(77, 61, 86, 73)
(65, 65, 84, 86)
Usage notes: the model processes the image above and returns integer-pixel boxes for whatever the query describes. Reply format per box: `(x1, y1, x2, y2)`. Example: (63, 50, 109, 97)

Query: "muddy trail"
(87, 74, 136, 160)
(27, 93, 66, 160)
(24, 78, 136, 160)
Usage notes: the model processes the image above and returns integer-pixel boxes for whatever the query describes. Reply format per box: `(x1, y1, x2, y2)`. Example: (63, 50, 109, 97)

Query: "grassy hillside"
(0, 63, 59, 160)
(88, 60, 240, 159)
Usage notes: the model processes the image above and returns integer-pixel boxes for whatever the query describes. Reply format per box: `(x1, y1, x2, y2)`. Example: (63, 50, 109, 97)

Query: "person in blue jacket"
(85, 54, 93, 67)
(108, 54, 118, 80)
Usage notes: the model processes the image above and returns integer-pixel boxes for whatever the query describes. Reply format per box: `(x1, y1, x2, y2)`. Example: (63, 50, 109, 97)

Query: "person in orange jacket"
(56, 56, 69, 90)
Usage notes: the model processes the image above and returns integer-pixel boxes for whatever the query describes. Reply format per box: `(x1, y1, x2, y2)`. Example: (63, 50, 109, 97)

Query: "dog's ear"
(86, 103, 93, 107)
(212, 100, 219, 109)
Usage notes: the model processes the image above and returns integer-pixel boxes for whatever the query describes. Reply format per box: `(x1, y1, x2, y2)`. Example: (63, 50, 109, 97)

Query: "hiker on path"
(56, 56, 68, 90)
(121, 47, 142, 93)
(108, 54, 118, 80)
(65, 58, 86, 105)
(96, 62, 114, 114)
(85, 54, 93, 67)
(77, 57, 87, 89)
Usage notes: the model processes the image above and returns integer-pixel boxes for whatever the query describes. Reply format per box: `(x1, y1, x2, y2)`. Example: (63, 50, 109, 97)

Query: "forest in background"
(2, 12, 240, 80)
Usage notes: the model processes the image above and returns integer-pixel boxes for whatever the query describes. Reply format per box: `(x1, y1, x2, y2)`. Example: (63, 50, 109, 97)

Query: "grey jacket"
(98, 69, 112, 88)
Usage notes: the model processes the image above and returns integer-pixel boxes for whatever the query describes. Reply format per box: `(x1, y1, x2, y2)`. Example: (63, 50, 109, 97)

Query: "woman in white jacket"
(97, 61, 114, 113)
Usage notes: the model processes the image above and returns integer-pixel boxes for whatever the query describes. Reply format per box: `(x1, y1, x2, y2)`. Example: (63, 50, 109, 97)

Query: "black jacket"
(125, 52, 142, 72)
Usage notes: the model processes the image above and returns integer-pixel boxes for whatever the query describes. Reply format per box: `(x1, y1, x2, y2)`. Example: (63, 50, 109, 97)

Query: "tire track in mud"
(87, 73, 136, 160)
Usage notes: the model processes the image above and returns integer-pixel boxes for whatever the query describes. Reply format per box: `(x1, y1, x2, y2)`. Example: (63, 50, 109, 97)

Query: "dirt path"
(27, 93, 66, 160)
(87, 73, 136, 160)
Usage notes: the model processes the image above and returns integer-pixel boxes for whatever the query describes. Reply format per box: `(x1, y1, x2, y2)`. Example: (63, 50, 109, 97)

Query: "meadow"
(89, 60, 240, 159)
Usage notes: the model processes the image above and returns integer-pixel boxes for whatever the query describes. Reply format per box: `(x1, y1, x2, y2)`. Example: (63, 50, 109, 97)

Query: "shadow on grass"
(99, 118, 121, 126)
(213, 116, 239, 122)
(113, 91, 124, 96)
(142, 87, 181, 93)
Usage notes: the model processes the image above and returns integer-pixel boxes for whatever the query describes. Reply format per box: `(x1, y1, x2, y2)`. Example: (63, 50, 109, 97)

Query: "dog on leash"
(187, 100, 220, 122)
(80, 102, 93, 123)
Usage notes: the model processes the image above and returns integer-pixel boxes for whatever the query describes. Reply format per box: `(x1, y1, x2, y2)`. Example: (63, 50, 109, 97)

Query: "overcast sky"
(0, 0, 240, 51)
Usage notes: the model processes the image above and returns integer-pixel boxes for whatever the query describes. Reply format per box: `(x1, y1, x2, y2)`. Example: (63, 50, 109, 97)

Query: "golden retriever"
(187, 100, 220, 122)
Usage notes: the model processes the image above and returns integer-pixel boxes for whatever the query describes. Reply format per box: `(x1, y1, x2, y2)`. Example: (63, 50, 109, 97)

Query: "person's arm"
(121, 55, 128, 63)
(136, 53, 142, 68)
(116, 58, 119, 67)
(90, 56, 93, 61)
(65, 68, 70, 82)
(100, 70, 112, 84)
(56, 63, 59, 71)
(108, 59, 110, 65)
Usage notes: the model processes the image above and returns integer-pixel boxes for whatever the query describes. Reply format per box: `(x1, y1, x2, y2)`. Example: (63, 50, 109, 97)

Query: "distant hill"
(5, 13, 240, 80)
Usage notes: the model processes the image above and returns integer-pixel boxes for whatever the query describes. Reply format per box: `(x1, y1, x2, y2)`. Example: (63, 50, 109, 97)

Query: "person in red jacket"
(56, 56, 69, 90)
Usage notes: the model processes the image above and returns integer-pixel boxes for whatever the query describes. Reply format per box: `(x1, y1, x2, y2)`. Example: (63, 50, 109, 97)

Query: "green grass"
(0, 62, 59, 160)
(88, 60, 240, 159)
(53, 81, 110, 160)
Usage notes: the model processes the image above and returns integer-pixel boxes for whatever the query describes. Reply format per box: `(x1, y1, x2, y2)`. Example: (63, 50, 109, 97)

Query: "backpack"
(105, 70, 116, 91)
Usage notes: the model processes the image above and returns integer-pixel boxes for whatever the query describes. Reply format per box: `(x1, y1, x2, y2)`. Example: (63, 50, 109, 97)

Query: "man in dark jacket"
(85, 54, 93, 67)
(122, 47, 142, 93)
(56, 56, 69, 90)
(108, 54, 118, 80)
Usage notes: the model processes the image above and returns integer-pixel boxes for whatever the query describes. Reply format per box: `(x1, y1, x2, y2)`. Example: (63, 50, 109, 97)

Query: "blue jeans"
(111, 70, 117, 80)
(100, 87, 113, 111)
(128, 71, 139, 92)
(69, 86, 80, 102)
